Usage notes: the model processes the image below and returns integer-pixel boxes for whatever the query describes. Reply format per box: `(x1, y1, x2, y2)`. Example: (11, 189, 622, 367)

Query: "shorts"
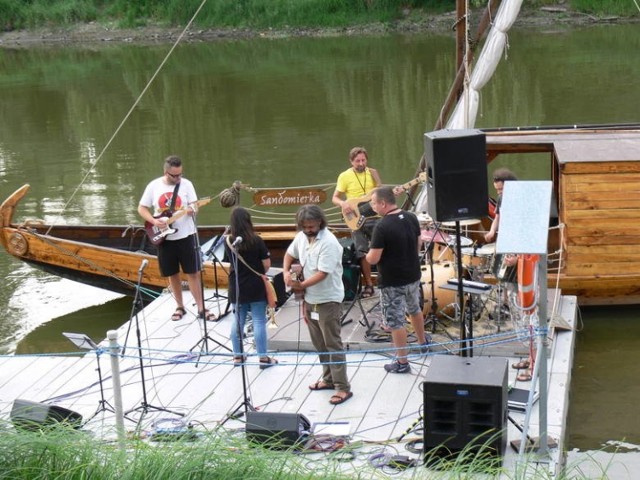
(158, 234, 201, 277)
(380, 280, 422, 330)
(352, 218, 377, 259)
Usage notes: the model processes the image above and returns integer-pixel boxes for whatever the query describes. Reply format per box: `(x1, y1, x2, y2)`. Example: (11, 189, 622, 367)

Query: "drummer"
(484, 168, 518, 243)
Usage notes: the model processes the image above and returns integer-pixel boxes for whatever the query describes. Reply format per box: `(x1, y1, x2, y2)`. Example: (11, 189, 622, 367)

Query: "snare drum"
(421, 262, 457, 316)
(461, 243, 495, 273)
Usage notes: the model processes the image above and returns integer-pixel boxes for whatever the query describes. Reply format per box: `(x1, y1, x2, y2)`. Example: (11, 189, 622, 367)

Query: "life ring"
(517, 254, 539, 314)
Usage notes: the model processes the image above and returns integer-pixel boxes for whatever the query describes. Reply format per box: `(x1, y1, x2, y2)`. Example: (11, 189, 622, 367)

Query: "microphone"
(232, 236, 243, 247)
(138, 259, 149, 273)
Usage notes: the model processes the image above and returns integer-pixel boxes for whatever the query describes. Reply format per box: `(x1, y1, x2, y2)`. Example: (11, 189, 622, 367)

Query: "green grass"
(0, 0, 636, 31)
(0, 420, 621, 480)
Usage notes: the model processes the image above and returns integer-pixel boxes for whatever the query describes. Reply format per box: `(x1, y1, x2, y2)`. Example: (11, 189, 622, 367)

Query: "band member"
(283, 205, 352, 405)
(484, 167, 518, 243)
(366, 187, 430, 373)
(224, 207, 277, 368)
(138, 155, 215, 322)
(332, 147, 382, 298)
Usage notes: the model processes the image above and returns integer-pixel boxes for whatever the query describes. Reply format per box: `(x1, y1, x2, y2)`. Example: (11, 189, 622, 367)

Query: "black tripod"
(221, 244, 256, 424)
(421, 226, 454, 340)
(125, 260, 184, 426)
(190, 219, 231, 364)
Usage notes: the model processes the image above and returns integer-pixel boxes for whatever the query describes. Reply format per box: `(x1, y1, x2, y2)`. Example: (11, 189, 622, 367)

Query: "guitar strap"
(168, 182, 180, 213)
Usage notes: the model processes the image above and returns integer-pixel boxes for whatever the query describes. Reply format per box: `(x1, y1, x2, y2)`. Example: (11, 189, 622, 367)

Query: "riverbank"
(0, 5, 636, 47)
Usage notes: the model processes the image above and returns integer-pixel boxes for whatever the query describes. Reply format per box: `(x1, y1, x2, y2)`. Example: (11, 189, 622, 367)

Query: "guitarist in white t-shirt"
(138, 155, 216, 322)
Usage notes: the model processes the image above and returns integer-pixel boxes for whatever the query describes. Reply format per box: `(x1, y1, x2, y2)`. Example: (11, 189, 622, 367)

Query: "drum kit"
(417, 213, 506, 330)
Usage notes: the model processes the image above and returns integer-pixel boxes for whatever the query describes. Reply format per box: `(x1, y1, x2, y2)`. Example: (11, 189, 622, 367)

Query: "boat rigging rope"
(45, 0, 210, 235)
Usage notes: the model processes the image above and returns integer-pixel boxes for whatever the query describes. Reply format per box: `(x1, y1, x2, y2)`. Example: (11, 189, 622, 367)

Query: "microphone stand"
(125, 260, 184, 427)
(190, 214, 231, 366)
(222, 241, 256, 424)
(453, 221, 472, 357)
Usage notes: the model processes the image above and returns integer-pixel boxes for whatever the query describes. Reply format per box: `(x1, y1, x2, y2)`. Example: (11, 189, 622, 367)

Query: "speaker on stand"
(424, 129, 488, 354)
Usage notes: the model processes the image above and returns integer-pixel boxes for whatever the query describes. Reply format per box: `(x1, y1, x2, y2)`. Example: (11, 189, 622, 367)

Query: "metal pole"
(536, 255, 549, 457)
(107, 330, 126, 452)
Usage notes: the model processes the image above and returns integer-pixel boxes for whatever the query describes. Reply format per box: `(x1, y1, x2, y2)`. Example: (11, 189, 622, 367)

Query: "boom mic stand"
(125, 259, 184, 426)
(222, 242, 256, 424)
(190, 216, 231, 366)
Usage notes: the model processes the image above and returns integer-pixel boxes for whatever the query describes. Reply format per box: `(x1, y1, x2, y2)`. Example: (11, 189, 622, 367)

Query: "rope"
(45, 0, 210, 234)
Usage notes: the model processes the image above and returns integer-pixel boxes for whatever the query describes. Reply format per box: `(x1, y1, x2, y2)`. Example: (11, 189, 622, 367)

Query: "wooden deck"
(0, 287, 577, 477)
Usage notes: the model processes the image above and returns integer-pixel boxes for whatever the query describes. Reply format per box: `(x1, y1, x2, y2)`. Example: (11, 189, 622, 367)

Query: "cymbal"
(441, 218, 480, 226)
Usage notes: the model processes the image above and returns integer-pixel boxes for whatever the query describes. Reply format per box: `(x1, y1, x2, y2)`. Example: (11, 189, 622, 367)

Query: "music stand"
(63, 332, 115, 423)
(190, 219, 232, 366)
(202, 232, 232, 318)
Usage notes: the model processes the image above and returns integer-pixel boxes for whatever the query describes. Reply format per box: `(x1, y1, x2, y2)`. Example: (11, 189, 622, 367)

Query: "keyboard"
(447, 278, 492, 290)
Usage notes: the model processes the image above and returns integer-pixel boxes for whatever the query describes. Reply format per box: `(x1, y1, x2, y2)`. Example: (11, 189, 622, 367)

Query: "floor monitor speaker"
(10, 399, 83, 431)
(245, 411, 310, 449)
(423, 356, 508, 456)
(424, 129, 488, 223)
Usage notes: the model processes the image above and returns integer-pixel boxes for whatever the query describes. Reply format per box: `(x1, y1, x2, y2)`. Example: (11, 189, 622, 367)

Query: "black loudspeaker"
(245, 411, 311, 449)
(10, 399, 83, 431)
(423, 356, 508, 456)
(266, 270, 287, 307)
(424, 129, 488, 223)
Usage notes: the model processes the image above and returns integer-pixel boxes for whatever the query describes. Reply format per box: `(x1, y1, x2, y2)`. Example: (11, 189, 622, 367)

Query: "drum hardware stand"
(221, 246, 256, 425)
(190, 218, 231, 366)
(125, 260, 184, 427)
(422, 238, 454, 341)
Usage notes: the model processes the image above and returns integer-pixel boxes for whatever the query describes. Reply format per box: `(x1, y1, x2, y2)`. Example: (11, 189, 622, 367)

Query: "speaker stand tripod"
(125, 261, 184, 427)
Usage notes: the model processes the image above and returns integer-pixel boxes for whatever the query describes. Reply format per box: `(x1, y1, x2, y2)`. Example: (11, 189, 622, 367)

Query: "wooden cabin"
(485, 127, 640, 305)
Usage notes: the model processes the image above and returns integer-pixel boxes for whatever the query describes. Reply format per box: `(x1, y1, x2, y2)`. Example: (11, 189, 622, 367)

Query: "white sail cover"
(447, 0, 524, 129)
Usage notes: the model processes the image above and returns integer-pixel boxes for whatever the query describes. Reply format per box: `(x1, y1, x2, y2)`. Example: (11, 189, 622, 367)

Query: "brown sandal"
(259, 357, 278, 370)
(199, 310, 218, 322)
(512, 360, 530, 370)
(171, 307, 186, 321)
(361, 285, 375, 298)
(309, 381, 334, 391)
(517, 372, 532, 382)
(329, 391, 353, 405)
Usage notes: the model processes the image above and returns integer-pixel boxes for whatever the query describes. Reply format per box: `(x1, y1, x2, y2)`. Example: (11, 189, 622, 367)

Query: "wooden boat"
(2, 124, 640, 305)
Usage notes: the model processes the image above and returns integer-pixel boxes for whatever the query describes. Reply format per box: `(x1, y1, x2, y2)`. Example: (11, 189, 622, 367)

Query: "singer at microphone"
(138, 258, 149, 273)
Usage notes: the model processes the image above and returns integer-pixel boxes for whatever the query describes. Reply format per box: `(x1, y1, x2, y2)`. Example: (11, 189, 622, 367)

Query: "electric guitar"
(342, 172, 427, 231)
(144, 197, 211, 246)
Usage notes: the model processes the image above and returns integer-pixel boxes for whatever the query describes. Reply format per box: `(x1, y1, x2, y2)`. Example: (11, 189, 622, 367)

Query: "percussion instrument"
(421, 262, 457, 317)
(461, 243, 496, 273)
(441, 218, 481, 227)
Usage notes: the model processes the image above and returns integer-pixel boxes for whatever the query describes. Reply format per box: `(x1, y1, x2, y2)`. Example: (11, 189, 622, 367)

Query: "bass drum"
(421, 262, 457, 317)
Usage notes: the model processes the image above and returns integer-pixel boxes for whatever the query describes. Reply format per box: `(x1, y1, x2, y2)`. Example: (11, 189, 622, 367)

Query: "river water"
(1, 23, 639, 470)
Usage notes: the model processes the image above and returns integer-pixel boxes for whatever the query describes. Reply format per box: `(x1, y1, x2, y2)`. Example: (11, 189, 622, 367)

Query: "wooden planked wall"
(560, 162, 640, 276)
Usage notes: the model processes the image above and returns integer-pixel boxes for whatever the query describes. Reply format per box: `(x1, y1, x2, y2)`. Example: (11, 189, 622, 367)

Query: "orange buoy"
(517, 254, 539, 314)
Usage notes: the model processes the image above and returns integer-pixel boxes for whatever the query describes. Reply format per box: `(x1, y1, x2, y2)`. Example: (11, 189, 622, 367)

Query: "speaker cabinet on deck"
(423, 356, 508, 456)
(424, 129, 488, 223)
(10, 399, 83, 431)
(245, 411, 310, 449)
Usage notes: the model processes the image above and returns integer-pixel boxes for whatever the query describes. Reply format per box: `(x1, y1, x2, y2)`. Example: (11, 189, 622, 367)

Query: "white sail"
(447, 0, 524, 129)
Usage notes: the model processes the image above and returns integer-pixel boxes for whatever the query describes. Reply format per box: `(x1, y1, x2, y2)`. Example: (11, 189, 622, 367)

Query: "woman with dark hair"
(225, 207, 277, 369)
